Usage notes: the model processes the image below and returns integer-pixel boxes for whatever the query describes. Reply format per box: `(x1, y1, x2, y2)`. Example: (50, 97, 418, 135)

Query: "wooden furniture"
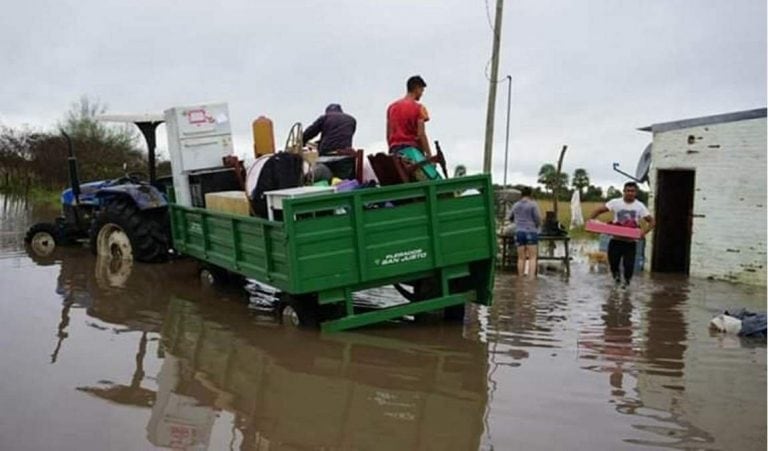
(499, 234, 571, 276)
(367, 148, 448, 186)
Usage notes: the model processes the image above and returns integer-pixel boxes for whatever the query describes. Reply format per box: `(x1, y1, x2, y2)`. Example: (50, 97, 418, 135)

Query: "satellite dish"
(635, 143, 652, 183)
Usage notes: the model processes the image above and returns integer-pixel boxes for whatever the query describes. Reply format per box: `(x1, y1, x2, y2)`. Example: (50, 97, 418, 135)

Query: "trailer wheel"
(25, 222, 62, 257)
(409, 277, 468, 322)
(199, 266, 229, 287)
(278, 294, 329, 328)
(444, 277, 470, 322)
(197, 265, 246, 289)
(90, 200, 168, 263)
(413, 278, 444, 323)
(443, 304, 466, 321)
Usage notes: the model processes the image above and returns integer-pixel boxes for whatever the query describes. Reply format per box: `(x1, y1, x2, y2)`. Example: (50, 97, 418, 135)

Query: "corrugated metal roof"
(639, 107, 767, 133)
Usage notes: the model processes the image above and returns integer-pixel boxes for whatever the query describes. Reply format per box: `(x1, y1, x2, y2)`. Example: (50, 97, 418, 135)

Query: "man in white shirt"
(590, 182, 655, 287)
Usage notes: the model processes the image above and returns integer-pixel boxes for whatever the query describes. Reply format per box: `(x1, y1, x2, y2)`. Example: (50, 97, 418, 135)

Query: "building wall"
(648, 117, 767, 285)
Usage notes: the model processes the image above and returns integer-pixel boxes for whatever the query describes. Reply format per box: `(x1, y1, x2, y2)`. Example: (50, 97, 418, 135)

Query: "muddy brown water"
(0, 196, 765, 450)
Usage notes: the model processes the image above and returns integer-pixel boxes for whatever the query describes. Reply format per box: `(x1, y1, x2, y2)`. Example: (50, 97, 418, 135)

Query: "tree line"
(536, 164, 647, 203)
(0, 97, 147, 193)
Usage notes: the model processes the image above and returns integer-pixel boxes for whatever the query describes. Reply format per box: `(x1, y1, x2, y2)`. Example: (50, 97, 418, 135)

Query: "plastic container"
(252, 116, 275, 157)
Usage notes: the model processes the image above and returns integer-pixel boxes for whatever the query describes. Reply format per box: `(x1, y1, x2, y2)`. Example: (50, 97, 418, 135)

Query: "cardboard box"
(585, 220, 643, 240)
(204, 191, 251, 216)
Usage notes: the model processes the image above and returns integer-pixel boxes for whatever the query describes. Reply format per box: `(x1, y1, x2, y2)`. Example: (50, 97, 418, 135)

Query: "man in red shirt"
(386, 75, 431, 157)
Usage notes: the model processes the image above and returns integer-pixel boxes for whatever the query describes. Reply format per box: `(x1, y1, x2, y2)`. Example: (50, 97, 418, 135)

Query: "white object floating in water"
(709, 314, 743, 334)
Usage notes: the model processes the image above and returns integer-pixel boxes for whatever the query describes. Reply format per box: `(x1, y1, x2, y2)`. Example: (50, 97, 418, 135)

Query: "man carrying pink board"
(588, 182, 655, 288)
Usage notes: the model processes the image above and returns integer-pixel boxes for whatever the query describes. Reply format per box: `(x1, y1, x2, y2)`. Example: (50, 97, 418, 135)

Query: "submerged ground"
(0, 196, 765, 450)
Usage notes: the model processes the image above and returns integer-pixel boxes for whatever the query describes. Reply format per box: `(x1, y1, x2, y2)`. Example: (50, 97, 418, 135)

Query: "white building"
(641, 108, 767, 286)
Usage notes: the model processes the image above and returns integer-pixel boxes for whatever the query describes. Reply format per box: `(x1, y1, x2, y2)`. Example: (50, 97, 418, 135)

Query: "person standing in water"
(510, 186, 542, 277)
(589, 181, 655, 288)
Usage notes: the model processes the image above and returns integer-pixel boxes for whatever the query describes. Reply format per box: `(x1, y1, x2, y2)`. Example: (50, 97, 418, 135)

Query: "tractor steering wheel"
(126, 171, 148, 183)
(116, 172, 148, 185)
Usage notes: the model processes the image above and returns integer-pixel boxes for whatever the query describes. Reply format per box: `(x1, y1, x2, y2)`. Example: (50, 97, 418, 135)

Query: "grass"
(27, 186, 62, 205)
(0, 185, 61, 205)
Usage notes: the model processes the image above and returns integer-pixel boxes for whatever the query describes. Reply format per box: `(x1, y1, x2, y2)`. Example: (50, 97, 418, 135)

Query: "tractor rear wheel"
(90, 200, 169, 263)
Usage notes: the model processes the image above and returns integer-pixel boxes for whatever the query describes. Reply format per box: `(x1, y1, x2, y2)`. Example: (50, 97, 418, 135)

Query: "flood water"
(0, 196, 765, 450)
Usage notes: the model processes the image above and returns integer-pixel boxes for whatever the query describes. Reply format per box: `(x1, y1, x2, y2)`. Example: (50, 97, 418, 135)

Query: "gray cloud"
(1, 0, 765, 189)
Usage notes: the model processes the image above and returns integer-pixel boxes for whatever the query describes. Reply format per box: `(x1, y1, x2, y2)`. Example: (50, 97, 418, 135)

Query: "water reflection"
(78, 331, 156, 408)
(0, 194, 58, 253)
(53, 253, 490, 450)
(484, 270, 765, 450)
(600, 291, 636, 399)
(0, 218, 763, 450)
(628, 281, 715, 448)
(644, 283, 688, 380)
(153, 296, 489, 450)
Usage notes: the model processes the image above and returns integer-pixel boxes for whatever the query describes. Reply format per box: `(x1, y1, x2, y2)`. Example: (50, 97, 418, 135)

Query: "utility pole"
(483, 0, 504, 174)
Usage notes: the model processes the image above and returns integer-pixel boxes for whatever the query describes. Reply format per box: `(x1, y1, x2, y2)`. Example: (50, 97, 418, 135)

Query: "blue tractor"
(25, 116, 172, 263)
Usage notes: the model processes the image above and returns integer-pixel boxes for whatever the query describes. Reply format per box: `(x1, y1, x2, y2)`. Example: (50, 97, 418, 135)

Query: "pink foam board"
(585, 220, 643, 239)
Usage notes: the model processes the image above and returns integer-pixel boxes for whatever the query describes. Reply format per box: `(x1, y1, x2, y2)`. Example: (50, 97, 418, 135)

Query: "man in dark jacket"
(302, 104, 356, 155)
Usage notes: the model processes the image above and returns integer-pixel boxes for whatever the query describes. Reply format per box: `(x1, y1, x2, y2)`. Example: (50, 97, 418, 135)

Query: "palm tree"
(572, 168, 590, 197)
(538, 164, 568, 197)
(538, 164, 556, 194)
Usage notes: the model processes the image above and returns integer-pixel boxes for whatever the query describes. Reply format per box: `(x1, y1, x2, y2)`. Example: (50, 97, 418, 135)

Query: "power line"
(483, 0, 505, 174)
(484, 58, 504, 83)
(484, 0, 495, 32)
(483, 0, 504, 83)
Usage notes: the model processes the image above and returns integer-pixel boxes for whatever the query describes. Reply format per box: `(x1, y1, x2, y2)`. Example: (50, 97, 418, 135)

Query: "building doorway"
(652, 170, 695, 273)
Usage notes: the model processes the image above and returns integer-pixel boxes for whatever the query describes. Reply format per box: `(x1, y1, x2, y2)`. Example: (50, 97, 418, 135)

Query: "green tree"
(57, 96, 144, 182)
(538, 164, 569, 198)
(636, 187, 649, 204)
(572, 168, 590, 197)
(0, 96, 149, 191)
(584, 184, 604, 201)
(606, 186, 622, 200)
(537, 164, 555, 190)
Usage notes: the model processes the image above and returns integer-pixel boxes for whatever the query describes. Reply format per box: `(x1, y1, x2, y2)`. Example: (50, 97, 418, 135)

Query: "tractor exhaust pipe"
(61, 131, 81, 203)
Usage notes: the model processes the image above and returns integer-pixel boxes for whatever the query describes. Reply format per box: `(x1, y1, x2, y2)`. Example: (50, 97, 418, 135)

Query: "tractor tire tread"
(90, 199, 169, 263)
(24, 222, 63, 244)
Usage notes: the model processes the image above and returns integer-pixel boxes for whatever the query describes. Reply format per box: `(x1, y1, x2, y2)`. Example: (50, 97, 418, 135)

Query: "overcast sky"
(1, 0, 765, 188)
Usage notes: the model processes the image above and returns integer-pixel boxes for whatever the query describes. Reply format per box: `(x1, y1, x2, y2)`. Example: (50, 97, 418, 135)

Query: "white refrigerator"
(164, 102, 234, 207)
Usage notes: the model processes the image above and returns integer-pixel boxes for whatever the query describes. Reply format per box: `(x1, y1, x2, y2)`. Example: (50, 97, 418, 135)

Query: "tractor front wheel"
(90, 200, 169, 263)
(25, 222, 62, 257)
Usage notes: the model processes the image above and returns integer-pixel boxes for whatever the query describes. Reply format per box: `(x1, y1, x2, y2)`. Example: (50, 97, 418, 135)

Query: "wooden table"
(499, 234, 571, 276)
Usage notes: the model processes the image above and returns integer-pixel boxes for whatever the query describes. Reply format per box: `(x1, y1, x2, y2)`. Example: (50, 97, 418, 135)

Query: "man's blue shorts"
(516, 231, 539, 246)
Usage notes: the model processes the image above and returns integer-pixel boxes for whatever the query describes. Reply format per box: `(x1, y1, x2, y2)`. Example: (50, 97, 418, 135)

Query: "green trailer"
(169, 174, 497, 332)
